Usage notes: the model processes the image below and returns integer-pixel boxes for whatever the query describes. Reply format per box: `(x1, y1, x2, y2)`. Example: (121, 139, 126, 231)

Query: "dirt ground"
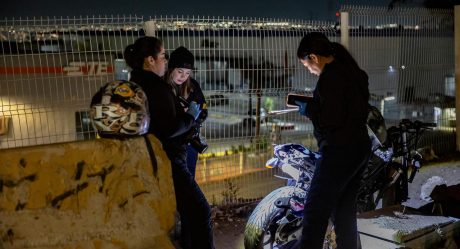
(212, 160, 460, 249)
(213, 215, 247, 249)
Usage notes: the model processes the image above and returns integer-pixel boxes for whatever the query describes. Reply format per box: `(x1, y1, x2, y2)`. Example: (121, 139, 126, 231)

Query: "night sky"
(2, 0, 392, 21)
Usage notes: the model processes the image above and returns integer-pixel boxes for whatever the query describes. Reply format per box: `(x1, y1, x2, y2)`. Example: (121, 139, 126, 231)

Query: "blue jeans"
(299, 140, 371, 249)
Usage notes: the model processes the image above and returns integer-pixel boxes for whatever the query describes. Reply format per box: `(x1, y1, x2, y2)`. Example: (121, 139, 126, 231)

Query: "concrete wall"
(0, 134, 176, 249)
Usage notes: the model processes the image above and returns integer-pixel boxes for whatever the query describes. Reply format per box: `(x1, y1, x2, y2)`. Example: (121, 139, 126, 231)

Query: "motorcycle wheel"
(244, 186, 296, 249)
(244, 186, 335, 249)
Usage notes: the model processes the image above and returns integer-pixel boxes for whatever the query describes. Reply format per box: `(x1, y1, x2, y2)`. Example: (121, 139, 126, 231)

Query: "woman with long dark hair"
(295, 32, 371, 249)
(124, 37, 214, 249)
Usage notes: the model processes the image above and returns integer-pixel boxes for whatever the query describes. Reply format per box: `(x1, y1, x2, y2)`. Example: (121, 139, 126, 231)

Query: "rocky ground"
(212, 202, 256, 249)
(212, 157, 460, 249)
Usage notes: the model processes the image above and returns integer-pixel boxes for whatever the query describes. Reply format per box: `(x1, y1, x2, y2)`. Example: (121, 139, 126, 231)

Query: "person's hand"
(186, 101, 202, 120)
(295, 100, 307, 116)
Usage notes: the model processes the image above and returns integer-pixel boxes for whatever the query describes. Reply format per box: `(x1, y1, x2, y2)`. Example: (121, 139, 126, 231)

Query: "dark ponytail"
(124, 44, 141, 69)
(330, 42, 359, 69)
(297, 32, 359, 69)
(123, 37, 163, 70)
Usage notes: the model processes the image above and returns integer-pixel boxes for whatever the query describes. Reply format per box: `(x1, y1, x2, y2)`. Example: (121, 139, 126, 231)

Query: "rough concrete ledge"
(0, 135, 176, 249)
(358, 206, 460, 249)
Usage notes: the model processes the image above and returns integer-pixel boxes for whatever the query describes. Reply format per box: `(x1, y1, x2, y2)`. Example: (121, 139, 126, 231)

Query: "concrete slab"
(358, 206, 460, 249)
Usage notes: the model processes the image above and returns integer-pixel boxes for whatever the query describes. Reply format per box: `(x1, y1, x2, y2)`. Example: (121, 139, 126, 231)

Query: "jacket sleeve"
(188, 78, 208, 123)
(151, 84, 195, 139)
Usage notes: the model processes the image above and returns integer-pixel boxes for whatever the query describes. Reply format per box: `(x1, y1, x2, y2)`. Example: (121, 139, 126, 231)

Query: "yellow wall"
(0, 135, 176, 249)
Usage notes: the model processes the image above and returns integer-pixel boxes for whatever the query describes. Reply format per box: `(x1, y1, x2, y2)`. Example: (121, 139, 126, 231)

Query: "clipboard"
(286, 93, 313, 108)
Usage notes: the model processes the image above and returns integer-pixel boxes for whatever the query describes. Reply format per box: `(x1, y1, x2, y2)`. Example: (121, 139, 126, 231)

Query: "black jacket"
(186, 78, 207, 124)
(306, 59, 370, 148)
(130, 69, 194, 145)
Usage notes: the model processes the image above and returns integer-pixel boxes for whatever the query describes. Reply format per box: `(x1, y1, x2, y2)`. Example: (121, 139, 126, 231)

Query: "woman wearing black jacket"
(164, 46, 208, 177)
(164, 45, 209, 249)
(295, 32, 371, 249)
(124, 37, 214, 249)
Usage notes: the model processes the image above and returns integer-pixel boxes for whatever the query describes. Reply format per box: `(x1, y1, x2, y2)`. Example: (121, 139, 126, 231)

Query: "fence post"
(143, 20, 156, 37)
(239, 150, 244, 175)
(340, 12, 349, 49)
(202, 157, 207, 182)
(455, 5, 460, 151)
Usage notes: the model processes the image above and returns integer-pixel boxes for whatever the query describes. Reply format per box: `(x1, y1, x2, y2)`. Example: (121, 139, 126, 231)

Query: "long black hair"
(297, 32, 359, 69)
(123, 36, 163, 70)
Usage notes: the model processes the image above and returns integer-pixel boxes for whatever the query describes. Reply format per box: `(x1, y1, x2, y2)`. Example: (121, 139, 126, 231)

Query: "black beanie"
(168, 46, 194, 70)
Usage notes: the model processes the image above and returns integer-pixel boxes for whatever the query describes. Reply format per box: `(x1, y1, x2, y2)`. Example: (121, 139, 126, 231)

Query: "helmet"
(90, 80, 150, 137)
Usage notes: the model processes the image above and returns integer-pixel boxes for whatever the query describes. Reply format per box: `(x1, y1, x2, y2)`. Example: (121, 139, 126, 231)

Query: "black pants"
(186, 145, 199, 178)
(165, 143, 214, 249)
(299, 140, 371, 249)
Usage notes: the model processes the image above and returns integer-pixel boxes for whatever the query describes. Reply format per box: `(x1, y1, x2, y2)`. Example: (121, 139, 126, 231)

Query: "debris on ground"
(420, 176, 447, 201)
(212, 200, 258, 236)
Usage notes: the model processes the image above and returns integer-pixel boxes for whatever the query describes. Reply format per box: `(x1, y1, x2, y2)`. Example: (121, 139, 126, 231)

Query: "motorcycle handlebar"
(399, 119, 436, 131)
(419, 122, 437, 128)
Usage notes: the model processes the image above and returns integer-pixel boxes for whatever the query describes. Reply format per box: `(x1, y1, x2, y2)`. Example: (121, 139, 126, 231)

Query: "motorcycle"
(244, 118, 435, 249)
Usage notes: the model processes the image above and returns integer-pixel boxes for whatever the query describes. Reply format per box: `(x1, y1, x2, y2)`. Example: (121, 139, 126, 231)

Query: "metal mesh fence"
(150, 16, 336, 204)
(0, 16, 145, 147)
(0, 9, 455, 205)
(341, 5, 456, 156)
